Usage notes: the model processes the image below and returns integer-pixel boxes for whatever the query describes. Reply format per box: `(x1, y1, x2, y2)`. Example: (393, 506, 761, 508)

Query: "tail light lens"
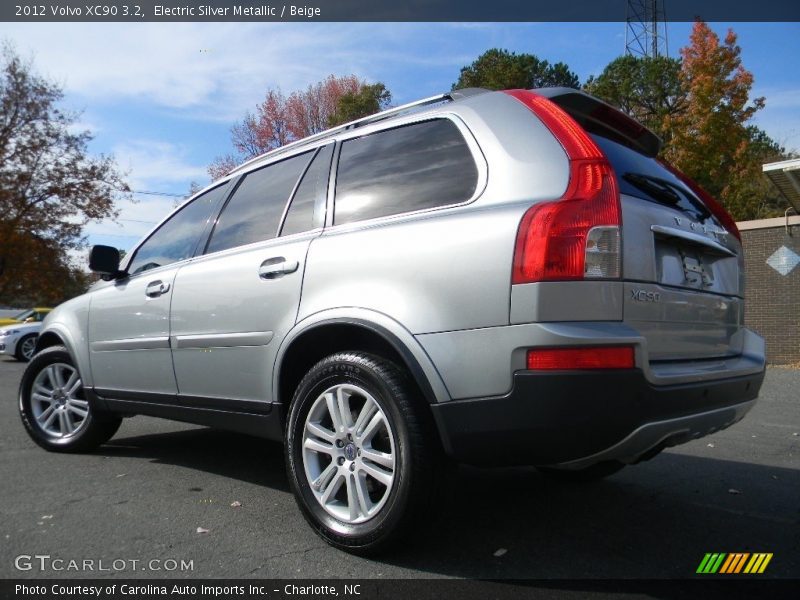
(657, 159, 741, 242)
(505, 90, 622, 283)
(527, 346, 635, 370)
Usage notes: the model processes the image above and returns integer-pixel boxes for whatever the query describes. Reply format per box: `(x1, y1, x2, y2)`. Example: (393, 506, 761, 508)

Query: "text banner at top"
(3, 0, 800, 22)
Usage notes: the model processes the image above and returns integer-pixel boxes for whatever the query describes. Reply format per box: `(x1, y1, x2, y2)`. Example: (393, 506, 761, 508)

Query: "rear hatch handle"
(650, 225, 736, 257)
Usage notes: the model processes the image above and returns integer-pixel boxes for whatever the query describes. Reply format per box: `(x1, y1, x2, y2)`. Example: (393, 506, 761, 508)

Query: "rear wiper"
(622, 172, 711, 219)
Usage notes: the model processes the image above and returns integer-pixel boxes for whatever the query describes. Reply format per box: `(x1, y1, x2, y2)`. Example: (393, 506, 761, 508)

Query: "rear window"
(592, 135, 709, 221)
(334, 119, 478, 225)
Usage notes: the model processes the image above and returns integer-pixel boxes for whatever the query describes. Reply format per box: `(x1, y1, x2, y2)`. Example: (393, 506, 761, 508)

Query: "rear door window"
(334, 119, 478, 225)
(207, 151, 313, 254)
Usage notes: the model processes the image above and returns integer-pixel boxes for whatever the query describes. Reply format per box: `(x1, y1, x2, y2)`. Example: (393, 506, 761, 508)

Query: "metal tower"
(625, 0, 669, 58)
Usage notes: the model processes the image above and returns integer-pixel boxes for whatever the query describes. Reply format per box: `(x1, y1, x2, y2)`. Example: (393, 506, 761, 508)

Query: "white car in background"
(0, 321, 42, 362)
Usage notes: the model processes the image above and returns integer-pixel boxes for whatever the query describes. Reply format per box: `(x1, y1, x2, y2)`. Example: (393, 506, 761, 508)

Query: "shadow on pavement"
(105, 427, 289, 491)
(105, 427, 798, 580)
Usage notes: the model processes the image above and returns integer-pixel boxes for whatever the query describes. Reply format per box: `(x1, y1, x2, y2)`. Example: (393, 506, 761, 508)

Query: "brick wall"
(739, 215, 800, 364)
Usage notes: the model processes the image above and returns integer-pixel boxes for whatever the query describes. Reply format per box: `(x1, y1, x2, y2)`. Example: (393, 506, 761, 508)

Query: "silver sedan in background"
(0, 322, 41, 362)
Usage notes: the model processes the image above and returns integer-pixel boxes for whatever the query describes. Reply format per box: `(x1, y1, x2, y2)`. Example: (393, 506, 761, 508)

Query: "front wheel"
(285, 352, 440, 554)
(19, 345, 122, 452)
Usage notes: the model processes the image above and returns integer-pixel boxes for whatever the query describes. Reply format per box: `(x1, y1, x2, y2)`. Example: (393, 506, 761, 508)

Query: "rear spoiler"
(533, 88, 662, 158)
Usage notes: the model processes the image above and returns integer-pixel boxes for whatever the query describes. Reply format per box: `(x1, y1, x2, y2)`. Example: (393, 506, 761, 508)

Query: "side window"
(207, 152, 312, 254)
(334, 119, 479, 225)
(127, 184, 228, 276)
(280, 144, 333, 237)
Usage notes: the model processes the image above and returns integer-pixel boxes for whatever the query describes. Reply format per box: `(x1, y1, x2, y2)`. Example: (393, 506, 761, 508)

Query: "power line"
(117, 218, 157, 225)
(130, 189, 185, 198)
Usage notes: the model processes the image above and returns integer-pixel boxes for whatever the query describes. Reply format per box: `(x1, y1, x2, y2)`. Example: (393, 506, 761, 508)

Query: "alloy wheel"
(29, 363, 89, 438)
(302, 383, 396, 524)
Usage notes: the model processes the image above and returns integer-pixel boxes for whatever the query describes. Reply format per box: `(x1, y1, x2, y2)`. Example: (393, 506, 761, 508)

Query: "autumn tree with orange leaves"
(209, 75, 391, 179)
(588, 22, 789, 220)
(663, 21, 787, 220)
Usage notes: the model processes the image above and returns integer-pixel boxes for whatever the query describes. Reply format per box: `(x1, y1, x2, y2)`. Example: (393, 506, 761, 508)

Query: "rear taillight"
(505, 90, 622, 283)
(657, 159, 741, 242)
(526, 346, 635, 370)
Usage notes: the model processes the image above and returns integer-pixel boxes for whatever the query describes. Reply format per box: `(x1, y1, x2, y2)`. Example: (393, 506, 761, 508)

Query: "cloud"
(757, 88, 800, 110)
(0, 22, 470, 122)
(76, 139, 209, 245)
(113, 139, 208, 189)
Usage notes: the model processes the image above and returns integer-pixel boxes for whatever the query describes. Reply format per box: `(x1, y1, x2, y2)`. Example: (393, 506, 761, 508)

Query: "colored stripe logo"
(696, 553, 773, 574)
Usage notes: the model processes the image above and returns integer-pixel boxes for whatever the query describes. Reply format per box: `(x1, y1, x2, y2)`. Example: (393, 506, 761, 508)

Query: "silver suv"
(19, 88, 766, 553)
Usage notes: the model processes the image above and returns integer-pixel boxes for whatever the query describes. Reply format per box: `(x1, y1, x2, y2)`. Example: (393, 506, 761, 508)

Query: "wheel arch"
(34, 326, 93, 387)
(274, 310, 451, 417)
(35, 331, 66, 353)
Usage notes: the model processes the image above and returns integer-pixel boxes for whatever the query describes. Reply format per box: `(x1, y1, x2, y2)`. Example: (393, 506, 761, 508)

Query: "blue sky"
(1, 21, 798, 256)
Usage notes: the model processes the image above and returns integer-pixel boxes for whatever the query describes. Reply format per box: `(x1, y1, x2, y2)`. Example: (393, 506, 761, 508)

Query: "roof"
(763, 158, 800, 212)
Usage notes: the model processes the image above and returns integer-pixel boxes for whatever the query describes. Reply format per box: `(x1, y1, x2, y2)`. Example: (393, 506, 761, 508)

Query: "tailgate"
(527, 88, 745, 361)
(597, 135, 744, 360)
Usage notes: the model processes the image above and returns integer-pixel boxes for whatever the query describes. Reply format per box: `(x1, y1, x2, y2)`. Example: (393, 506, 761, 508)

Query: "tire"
(15, 334, 37, 362)
(285, 351, 440, 554)
(537, 460, 626, 482)
(19, 345, 122, 453)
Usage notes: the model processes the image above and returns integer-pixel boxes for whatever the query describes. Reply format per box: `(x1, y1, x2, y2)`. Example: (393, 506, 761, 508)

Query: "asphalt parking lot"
(0, 358, 797, 580)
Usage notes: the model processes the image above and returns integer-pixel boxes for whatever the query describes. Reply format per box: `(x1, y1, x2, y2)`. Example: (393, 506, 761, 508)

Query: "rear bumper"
(430, 368, 764, 467)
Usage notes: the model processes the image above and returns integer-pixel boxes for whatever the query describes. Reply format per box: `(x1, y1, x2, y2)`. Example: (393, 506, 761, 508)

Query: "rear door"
(169, 144, 332, 409)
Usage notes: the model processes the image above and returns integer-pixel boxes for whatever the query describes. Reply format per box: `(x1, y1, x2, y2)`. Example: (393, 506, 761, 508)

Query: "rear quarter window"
(334, 119, 479, 225)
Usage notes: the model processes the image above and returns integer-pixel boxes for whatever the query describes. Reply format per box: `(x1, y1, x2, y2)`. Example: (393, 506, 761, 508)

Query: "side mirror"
(89, 245, 123, 280)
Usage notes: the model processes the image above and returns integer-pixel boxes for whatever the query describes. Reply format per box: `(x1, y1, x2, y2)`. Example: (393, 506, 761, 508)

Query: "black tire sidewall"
(286, 354, 414, 549)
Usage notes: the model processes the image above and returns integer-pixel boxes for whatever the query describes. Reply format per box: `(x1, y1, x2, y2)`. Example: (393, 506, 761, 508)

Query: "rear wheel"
(15, 334, 37, 362)
(19, 345, 122, 452)
(537, 460, 626, 482)
(285, 352, 440, 554)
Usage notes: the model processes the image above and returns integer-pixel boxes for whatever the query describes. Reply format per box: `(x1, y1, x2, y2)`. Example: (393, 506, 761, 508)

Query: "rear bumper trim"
(430, 368, 764, 467)
(557, 399, 755, 469)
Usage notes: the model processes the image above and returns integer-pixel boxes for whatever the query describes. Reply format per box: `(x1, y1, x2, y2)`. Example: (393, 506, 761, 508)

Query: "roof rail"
(227, 92, 457, 176)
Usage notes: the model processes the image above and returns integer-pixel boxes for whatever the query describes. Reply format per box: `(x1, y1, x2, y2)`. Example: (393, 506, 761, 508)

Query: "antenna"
(625, 0, 669, 58)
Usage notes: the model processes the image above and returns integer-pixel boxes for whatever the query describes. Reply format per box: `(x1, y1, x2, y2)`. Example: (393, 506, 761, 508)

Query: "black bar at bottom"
(2, 579, 799, 600)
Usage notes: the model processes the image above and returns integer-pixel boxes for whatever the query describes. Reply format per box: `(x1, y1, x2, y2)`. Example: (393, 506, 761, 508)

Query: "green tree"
(584, 55, 686, 146)
(453, 48, 580, 91)
(740, 126, 795, 218)
(329, 83, 391, 127)
(0, 43, 129, 305)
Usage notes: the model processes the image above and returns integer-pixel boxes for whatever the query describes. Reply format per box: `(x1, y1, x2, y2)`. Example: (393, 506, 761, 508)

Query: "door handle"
(259, 257, 299, 279)
(145, 280, 170, 297)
